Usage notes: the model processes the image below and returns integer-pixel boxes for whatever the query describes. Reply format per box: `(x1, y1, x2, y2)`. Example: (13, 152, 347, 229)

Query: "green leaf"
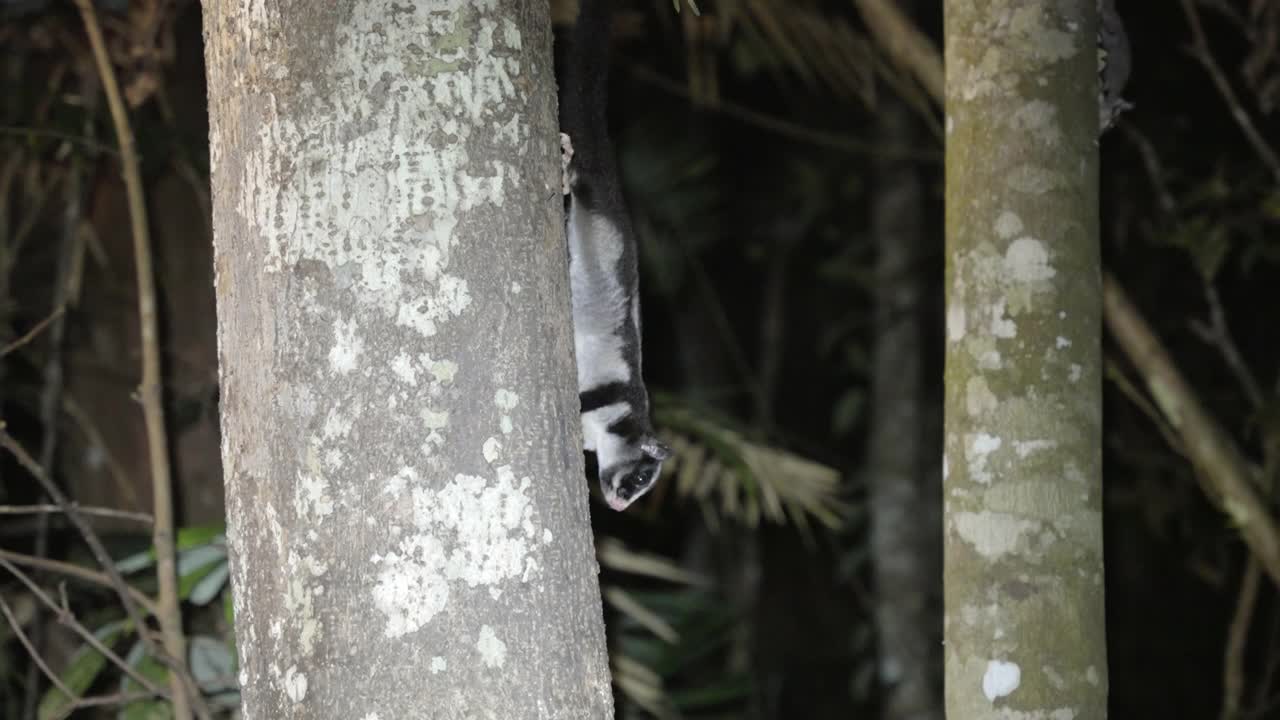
(189, 561, 230, 606)
(37, 621, 129, 720)
(116, 525, 226, 575)
(116, 640, 171, 720)
(188, 636, 237, 693)
(119, 700, 172, 720)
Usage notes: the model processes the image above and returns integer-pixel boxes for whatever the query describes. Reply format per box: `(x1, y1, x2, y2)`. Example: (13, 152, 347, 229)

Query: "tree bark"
(203, 2, 614, 718)
(944, 1, 1107, 717)
(867, 98, 942, 720)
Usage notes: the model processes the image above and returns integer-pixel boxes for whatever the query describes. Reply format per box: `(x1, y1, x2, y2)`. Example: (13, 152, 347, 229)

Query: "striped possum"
(559, 0, 670, 511)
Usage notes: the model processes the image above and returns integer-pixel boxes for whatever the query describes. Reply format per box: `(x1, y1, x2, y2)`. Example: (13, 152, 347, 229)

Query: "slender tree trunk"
(868, 99, 942, 720)
(943, 1, 1107, 717)
(203, 2, 614, 718)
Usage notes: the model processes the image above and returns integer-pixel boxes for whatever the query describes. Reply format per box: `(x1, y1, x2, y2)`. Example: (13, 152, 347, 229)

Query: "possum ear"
(640, 437, 672, 461)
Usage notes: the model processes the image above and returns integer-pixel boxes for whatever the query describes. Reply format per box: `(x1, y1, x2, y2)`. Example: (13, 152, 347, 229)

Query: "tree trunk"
(943, 1, 1107, 717)
(203, 2, 614, 718)
(868, 99, 942, 720)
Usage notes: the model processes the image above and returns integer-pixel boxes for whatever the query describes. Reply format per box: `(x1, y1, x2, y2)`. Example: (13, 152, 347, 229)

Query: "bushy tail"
(560, 0, 622, 207)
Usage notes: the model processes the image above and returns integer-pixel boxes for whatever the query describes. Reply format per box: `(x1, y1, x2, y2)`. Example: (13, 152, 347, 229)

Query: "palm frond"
(652, 400, 848, 529)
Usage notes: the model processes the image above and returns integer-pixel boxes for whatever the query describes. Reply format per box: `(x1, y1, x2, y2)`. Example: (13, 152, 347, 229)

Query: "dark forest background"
(2, 0, 1279, 717)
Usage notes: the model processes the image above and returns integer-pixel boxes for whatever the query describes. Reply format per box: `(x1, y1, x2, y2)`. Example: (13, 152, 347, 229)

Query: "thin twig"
(25, 148, 84, 720)
(0, 593, 76, 702)
(0, 504, 153, 524)
(0, 429, 207, 720)
(625, 62, 940, 162)
(0, 126, 120, 156)
(1222, 559, 1261, 720)
(1190, 282, 1266, 409)
(0, 306, 64, 358)
(55, 691, 156, 720)
(0, 427, 159, 631)
(72, 3, 190, 719)
(1103, 275, 1280, 589)
(1179, 0, 1280, 183)
(0, 548, 159, 617)
(0, 556, 170, 700)
(1120, 124, 1177, 214)
(1104, 356, 1189, 458)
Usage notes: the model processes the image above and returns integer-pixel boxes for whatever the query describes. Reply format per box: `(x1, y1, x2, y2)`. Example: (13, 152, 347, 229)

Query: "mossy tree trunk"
(943, 1, 1107, 717)
(203, 1, 614, 717)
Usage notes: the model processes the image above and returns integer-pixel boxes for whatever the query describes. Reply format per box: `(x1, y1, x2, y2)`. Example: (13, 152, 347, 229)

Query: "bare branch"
(0, 504, 153, 524)
(71, 2, 190, 718)
(0, 556, 170, 700)
(0, 306, 65, 359)
(1221, 559, 1261, 720)
(1179, 0, 1280, 183)
(0, 593, 75, 703)
(1103, 275, 1280, 588)
(0, 548, 159, 617)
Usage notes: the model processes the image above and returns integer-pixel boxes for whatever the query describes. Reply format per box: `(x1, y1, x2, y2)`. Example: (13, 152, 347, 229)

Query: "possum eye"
(602, 456, 664, 510)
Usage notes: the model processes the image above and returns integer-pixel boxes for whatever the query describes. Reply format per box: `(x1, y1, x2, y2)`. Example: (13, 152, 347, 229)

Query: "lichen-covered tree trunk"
(203, 2, 614, 718)
(943, 1, 1107, 717)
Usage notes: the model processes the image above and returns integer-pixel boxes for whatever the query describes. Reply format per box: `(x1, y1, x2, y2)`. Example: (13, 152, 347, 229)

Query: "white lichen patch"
(948, 302, 967, 342)
(284, 665, 307, 702)
(1009, 6, 1076, 61)
(429, 358, 459, 385)
(495, 389, 520, 411)
(1068, 363, 1083, 383)
(321, 406, 354, 440)
(1010, 99, 1061, 146)
(328, 318, 364, 375)
(965, 433, 1003, 484)
(372, 468, 541, 638)
(296, 469, 335, 520)
(391, 353, 418, 385)
(1055, 335, 1071, 349)
(1013, 439, 1056, 458)
(284, 571, 322, 656)
(982, 659, 1021, 702)
(990, 298, 1017, 339)
(421, 408, 450, 456)
(954, 510, 1037, 559)
(1006, 164, 1061, 195)
(496, 388, 520, 435)
(482, 437, 502, 464)
(430, 656, 447, 674)
(239, 5, 526, 339)
(476, 625, 508, 668)
(1004, 237, 1056, 283)
(994, 211, 1023, 239)
(966, 377, 999, 418)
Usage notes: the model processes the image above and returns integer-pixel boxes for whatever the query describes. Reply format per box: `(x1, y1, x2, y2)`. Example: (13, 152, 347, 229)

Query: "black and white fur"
(559, 0, 670, 511)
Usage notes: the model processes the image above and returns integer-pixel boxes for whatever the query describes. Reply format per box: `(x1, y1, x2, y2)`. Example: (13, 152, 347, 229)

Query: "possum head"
(600, 436, 671, 511)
